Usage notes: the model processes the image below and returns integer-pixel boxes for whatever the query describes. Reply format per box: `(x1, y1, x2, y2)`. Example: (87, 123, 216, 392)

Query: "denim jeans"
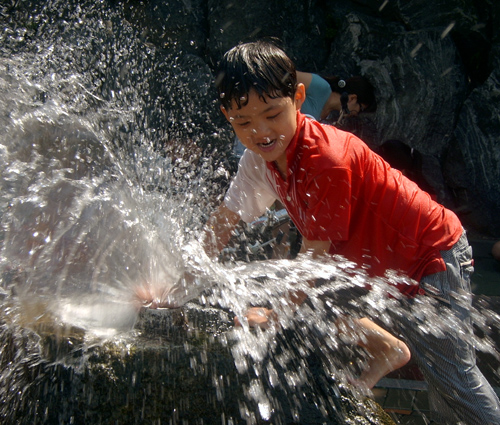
(395, 231, 500, 424)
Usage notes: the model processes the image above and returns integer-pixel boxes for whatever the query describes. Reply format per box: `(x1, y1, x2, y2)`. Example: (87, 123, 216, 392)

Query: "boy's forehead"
(234, 93, 249, 106)
(226, 90, 287, 112)
(226, 90, 256, 108)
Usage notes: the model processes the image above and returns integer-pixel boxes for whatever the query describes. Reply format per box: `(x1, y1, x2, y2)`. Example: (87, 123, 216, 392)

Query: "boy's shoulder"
(295, 116, 370, 171)
(238, 148, 269, 177)
(298, 115, 354, 152)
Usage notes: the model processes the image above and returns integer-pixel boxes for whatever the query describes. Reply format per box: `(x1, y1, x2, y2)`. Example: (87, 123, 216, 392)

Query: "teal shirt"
(301, 74, 332, 120)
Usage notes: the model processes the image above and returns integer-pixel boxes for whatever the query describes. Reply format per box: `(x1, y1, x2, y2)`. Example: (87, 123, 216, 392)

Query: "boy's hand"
(132, 271, 197, 309)
(234, 307, 277, 329)
(133, 284, 183, 309)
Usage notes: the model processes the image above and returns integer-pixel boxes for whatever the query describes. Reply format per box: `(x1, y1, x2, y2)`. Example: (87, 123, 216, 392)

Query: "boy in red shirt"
(205, 40, 500, 424)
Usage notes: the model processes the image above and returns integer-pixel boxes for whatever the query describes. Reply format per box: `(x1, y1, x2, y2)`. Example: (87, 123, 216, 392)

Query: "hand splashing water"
(133, 274, 199, 309)
(0, 108, 205, 331)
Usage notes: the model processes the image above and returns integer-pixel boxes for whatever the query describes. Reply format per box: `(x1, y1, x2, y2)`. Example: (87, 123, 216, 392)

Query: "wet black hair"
(215, 40, 297, 111)
(323, 75, 377, 113)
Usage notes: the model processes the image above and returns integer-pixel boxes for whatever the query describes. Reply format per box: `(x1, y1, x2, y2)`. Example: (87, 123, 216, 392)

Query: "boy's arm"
(300, 237, 331, 257)
(203, 203, 241, 258)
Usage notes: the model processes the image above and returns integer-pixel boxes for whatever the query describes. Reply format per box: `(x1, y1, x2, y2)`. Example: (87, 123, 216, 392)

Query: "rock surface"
(0, 301, 396, 425)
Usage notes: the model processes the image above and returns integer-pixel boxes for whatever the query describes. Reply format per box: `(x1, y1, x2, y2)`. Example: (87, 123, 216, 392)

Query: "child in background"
(204, 40, 500, 424)
(297, 71, 376, 123)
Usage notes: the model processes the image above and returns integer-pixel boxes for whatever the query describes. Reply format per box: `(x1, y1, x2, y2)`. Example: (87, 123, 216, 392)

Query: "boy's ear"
(294, 83, 306, 110)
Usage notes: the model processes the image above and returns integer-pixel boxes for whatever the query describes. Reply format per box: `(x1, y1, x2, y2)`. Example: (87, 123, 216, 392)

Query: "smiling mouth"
(258, 138, 277, 150)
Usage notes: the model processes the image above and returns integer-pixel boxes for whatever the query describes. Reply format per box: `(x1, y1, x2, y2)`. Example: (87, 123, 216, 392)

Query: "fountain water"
(0, 2, 499, 424)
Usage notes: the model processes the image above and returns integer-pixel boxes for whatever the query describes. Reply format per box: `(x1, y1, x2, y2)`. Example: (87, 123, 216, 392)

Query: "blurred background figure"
(492, 241, 500, 262)
(297, 71, 377, 124)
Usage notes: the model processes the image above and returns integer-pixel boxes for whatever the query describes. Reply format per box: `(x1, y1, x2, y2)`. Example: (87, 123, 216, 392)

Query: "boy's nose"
(251, 122, 271, 139)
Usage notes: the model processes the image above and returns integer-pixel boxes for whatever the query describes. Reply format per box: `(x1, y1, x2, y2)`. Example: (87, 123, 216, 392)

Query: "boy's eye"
(268, 112, 280, 120)
(237, 121, 250, 127)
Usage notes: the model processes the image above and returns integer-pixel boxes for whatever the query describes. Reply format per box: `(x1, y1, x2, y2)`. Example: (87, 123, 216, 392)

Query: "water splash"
(0, 0, 228, 331)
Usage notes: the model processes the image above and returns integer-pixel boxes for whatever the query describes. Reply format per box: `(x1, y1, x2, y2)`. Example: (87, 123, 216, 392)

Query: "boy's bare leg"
(352, 317, 411, 389)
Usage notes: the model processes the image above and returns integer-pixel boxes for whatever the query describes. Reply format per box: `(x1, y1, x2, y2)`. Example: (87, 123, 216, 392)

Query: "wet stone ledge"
(0, 302, 395, 425)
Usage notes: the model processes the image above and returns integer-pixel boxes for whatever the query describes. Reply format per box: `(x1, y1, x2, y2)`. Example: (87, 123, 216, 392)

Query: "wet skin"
(220, 85, 305, 177)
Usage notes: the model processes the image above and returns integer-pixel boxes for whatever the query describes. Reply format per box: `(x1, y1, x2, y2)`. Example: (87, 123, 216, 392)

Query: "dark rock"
(0, 302, 396, 425)
(325, 13, 468, 156)
(120, 0, 208, 56)
(446, 51, 500, 235)
(206, 0, 330, 70)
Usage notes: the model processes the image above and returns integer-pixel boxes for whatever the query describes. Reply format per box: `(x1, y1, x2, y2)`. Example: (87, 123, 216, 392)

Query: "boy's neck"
(274, 157, 288, 180)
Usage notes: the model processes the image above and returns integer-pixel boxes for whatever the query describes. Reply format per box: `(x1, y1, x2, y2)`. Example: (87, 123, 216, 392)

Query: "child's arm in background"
(203, 203, 241, 259)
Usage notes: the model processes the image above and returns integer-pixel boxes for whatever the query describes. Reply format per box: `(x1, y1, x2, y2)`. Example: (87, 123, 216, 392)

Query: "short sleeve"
(301, 74, 332, 121)
(224, 151, 279, 223)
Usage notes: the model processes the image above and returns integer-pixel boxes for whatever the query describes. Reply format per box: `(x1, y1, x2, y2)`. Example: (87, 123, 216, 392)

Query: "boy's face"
(221, 85, 305, 171)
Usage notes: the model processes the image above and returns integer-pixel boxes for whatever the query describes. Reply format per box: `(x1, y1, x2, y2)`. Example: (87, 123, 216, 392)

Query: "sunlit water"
(1, 2, 499, 424)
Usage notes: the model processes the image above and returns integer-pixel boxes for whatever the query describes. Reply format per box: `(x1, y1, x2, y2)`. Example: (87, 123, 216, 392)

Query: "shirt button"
(287, 195, 291, 201)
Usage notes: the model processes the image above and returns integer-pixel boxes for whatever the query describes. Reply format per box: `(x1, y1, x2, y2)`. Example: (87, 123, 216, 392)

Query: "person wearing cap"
(297, 72, 376, 123)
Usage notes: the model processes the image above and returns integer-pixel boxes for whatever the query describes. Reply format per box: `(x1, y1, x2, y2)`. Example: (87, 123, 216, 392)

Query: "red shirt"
(264, 113, 462, 296)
